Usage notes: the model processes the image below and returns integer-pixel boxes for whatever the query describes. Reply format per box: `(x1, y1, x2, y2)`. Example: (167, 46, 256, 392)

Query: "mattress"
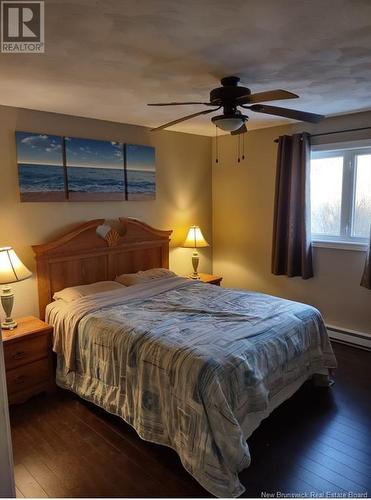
(46, 277, 337, 497)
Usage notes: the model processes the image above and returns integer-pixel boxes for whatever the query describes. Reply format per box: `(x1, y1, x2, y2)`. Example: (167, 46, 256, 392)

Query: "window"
(310, 145, 371, 246)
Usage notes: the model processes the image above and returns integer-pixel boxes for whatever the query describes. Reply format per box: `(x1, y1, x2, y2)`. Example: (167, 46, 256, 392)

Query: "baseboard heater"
(327, 324, 371, 351)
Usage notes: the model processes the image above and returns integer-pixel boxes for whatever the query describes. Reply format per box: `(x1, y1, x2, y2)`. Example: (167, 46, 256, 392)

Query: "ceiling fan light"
(212, 115, 244, 132)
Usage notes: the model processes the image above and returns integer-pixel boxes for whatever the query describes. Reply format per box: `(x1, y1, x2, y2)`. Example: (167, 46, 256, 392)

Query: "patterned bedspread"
(49, 278, 337, 497)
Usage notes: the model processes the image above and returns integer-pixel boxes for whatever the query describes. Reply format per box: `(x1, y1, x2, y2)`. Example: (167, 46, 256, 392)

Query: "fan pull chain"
(215, 125, 219, 164)
(242, 132, 245, 160)
(237, 134, 241, 164)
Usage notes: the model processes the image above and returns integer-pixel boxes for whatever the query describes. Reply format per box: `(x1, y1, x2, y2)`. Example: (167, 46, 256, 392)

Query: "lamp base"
(1, 285, 17, 330)
(191, 250, 200, 280)
(188, 273, 200, 280)
(1, 318, 17, 330)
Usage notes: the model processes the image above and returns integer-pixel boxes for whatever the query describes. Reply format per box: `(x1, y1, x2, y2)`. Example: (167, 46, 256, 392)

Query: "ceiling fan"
(148, 76, 324, 134)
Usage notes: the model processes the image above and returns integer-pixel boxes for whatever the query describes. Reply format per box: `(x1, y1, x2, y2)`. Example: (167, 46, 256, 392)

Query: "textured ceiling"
(0, 0, 371, 135)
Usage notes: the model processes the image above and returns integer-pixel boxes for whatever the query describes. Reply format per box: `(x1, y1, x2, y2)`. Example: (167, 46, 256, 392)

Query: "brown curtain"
(360, 225, 371, 289)
(272, 132, 313, 279)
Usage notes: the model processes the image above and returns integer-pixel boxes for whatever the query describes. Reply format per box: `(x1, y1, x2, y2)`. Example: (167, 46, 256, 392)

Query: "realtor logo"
(1, 1, 44, 53)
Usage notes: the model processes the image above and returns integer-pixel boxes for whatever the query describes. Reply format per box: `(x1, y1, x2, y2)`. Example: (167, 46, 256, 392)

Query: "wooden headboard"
(32, 218, 172, 319)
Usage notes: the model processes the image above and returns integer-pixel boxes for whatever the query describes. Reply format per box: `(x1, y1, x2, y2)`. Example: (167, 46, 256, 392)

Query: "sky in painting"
(16, 132, 63, 165)
(16, 133, 155, 173)
(127, 144, 155, 172)
(66, 137, 124, 169)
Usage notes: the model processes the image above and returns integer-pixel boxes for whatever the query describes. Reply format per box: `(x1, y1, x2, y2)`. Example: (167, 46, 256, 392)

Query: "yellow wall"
(0, 105, 212, 318)
(213, 111, 371, 335)
(2, 104, 370, 334)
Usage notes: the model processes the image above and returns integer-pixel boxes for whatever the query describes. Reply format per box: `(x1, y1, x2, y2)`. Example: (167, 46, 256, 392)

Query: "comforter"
(46, 277, 337, 497)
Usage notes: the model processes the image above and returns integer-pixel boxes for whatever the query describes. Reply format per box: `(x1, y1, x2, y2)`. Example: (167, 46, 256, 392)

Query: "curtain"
(360, 225, 371, 289)
(272, 132, 313, 279)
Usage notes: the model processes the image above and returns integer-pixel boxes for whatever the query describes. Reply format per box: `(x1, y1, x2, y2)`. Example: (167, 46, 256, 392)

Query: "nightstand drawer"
(6, 358, 50, 396)
(4, 333, 49, 370)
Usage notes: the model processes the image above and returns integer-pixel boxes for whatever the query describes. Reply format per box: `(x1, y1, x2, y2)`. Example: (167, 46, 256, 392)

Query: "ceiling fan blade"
(150, 108, 219, 131)
(148, 102, 213, 106)
(249, 104, 324, 123)
(237, 89, 299, 105)
(231, 123, 247, 135)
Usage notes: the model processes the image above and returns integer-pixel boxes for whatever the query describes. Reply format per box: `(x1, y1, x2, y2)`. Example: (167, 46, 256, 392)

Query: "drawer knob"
(13, 351, 26, 360)
(15, 375, 27, 385)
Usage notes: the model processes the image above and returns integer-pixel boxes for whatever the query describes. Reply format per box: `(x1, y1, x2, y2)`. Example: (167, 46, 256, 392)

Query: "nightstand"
(196, 273, 223, 286)
(2, 316, 54, 405)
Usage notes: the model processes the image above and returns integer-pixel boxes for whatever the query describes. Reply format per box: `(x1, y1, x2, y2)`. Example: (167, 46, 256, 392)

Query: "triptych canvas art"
(16, 132, 156, 202)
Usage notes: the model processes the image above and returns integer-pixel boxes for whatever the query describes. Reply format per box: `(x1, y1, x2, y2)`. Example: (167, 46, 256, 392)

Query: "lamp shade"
(183, 226, 209, 248)
(0, 247, 32, 284)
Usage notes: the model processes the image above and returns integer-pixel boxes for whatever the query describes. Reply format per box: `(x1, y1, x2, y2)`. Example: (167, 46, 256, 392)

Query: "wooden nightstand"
(2, 316, 54, 405)
(196, 273, 223, 286)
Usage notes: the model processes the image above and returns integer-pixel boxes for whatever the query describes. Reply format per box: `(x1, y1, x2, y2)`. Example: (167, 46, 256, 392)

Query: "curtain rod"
(273, 125, 371, 143)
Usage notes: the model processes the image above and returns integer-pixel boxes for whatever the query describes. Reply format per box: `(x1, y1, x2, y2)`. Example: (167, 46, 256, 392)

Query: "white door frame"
(0, 334, 15, 498)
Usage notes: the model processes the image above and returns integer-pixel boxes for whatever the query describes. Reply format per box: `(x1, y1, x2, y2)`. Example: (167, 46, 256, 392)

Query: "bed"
(33, 218, 337, 498)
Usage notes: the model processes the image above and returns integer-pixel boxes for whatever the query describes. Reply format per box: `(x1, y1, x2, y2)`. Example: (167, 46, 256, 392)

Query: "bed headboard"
(32, 218, 172, 319)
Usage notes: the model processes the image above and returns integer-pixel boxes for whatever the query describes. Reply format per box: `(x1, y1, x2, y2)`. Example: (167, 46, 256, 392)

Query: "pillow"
(115, 268, 177, 286)
(53, 281, 125, 303)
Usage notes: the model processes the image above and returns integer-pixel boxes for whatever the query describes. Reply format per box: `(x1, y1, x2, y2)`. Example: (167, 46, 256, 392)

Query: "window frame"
(310, 142, 371, 250)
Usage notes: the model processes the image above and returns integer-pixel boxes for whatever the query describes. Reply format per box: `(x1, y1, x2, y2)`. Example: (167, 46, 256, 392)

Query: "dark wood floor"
(10, 342, 371, 498)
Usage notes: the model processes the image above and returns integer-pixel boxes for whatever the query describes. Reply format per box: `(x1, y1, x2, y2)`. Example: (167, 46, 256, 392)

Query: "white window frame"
(310, 140, 371, 251)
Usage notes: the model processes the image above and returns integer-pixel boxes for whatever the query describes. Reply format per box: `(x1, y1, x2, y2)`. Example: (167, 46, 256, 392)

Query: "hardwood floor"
(10, 342, 371, 498)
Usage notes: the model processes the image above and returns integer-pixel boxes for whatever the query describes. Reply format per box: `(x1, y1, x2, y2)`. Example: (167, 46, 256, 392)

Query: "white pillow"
(115, 268, 177, 286)
(53, 281, 125, 303)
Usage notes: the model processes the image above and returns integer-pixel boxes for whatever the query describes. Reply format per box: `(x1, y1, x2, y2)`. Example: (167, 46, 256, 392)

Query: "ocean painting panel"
(65, 137, 125, 201)
(126, 144, 156, 200)
(16, 132, 65, 202)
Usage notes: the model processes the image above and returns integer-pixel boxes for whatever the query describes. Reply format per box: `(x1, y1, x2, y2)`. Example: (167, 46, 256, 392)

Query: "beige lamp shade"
(0, 247, 32, 284)
(183, 226, 209, 249)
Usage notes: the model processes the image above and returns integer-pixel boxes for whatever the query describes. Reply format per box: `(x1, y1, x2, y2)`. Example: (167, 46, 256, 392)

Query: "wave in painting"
(127, 169, 156, 195)
(18, 164, 65, 192)
(67, 166, 125, 193)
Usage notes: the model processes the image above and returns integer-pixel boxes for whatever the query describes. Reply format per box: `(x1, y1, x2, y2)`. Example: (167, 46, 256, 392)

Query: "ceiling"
(1, 0, 371, 136)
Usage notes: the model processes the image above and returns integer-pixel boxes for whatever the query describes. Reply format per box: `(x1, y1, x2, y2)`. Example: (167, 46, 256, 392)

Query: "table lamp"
(0, 247, 32, 329)
(182, 225, 209, 279)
